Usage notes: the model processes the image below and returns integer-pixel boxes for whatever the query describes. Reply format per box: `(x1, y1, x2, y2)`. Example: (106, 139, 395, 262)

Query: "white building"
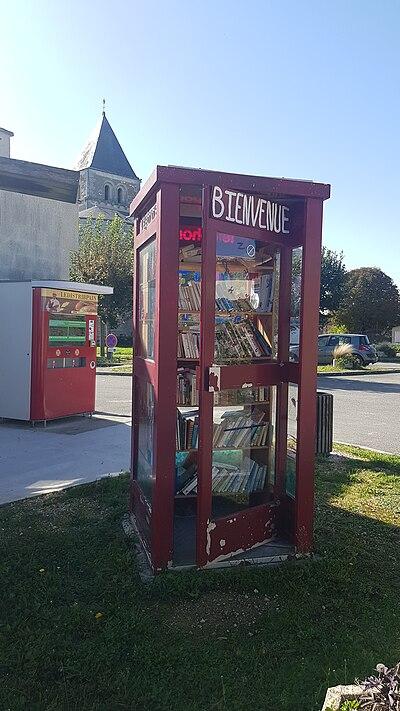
(392, 326, 400, 344)
(0, 127, 79, 281)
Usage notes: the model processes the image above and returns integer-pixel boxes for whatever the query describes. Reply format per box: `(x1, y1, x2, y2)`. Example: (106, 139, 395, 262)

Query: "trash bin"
(316, 391, 333, 455)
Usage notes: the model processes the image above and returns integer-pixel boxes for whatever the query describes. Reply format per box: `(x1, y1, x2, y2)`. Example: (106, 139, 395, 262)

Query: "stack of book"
(176, 459, 268, 496)
(177, 368, 198, 406)
(213, 409, 269, 449)
(176, 370, 268, 407)
(176, 410, 199, 450)
(215, 296, 253, 312)
(177, 328, 200, 358)
(215, 320, 271, 362)
(178, 287, 260, 314)
(179, 281, 201, 311)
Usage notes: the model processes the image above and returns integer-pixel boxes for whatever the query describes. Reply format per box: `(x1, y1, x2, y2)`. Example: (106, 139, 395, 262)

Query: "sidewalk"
(0, 414, 131, 505)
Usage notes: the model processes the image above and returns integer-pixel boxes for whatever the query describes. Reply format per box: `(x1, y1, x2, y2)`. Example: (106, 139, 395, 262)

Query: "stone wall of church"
(79, 168, 140, 215)
(0, 189, 78, 280)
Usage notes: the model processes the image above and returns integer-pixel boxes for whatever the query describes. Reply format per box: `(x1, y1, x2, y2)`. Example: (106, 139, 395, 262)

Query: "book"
(177, 368, 198, 406)
(175, 458, 268, 496)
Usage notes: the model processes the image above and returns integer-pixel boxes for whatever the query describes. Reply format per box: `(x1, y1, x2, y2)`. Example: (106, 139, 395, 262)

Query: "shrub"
(332, 344, 363, 370)
(375, 342, 399, 358)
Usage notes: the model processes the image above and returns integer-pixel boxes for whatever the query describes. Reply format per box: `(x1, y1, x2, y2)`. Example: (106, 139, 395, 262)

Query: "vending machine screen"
(48, 316, 87, 345)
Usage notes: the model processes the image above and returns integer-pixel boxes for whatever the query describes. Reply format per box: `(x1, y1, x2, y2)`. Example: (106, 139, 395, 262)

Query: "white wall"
(0, 130, 12, 158)
(392, 327, 400, 344)
(0, 190, 78, 280)
(0, 282, 32, 419)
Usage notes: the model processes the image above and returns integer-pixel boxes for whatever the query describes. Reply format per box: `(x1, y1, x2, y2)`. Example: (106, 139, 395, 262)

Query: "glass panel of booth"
(175, 193, 283, 525)
(136, 379, 156, 505)
(214, 234, 280, 364)
(138, 237, 156, 360)
(286, 382, 298, 497)
(209, 384, 277, 518)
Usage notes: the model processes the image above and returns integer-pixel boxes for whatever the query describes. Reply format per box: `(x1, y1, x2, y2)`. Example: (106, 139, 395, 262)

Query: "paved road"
(1, 372, 398, 506)
(96, 375, 132, 417)
(317, 372, 400, 454)
(97, 372, 400, 455)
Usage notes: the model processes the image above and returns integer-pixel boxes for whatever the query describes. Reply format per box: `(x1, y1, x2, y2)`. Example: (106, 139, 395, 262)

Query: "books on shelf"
(176, 456, 268, 496)
(176, 409, 199, 450)
(176, 369, 268, 407)
(175, 407, 270, 452)
(178, 245, 274, 363)
(215, 320, 271, 362)
(178, 328, 200, 358)
(179, 280, 201, 311)
(177, 368, 198, 406)
(213, 408, 269, 448)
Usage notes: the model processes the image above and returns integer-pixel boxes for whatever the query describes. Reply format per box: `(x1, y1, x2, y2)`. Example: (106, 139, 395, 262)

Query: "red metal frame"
(130, 166, 330, 572)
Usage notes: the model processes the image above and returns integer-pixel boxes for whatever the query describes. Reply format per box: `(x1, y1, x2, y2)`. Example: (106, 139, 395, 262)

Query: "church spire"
(75, 111, 138, 180)
(102, 98, 106, 116)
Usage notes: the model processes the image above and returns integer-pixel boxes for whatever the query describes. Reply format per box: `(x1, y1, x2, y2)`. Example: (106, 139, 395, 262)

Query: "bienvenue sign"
(211, 185, 290, 235)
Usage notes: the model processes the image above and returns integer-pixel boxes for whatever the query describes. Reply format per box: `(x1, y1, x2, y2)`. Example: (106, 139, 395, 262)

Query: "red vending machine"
(0, 281, 113, 423)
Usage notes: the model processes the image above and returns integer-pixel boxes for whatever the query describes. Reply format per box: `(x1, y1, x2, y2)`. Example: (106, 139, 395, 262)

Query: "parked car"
(289, 333, 378, 366)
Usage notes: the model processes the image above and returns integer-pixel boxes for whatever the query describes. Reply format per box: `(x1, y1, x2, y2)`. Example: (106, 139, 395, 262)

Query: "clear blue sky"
(1, 0, 399, 284)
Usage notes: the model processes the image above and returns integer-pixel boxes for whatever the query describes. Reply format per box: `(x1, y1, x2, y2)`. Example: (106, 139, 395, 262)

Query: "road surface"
(96, 372, 400, 455)
(317, 372, 400, 454)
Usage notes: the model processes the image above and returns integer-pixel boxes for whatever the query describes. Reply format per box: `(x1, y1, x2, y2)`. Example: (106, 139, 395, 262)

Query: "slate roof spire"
(76, 111, 138, 180)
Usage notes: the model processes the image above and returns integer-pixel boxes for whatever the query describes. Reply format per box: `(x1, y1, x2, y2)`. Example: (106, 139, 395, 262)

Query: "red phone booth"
(0, 281, 113, 423)
(130, 167, 330, 572)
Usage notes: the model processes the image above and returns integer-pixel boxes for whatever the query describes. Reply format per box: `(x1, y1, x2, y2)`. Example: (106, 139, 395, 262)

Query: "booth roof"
(0, 280, 113, 295)
(129, 165, 331, 216)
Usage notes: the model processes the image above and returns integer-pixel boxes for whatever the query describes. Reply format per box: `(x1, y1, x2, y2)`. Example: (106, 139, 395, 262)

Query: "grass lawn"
(0, 446, 399, 710)
(96, 346, 133, 366)
(317, 364, 400, 374)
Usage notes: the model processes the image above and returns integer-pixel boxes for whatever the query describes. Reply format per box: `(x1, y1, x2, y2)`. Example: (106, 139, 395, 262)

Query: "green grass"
(96, 346, 132, 366)
(0, 446, 399, 710)
(317, 364, 400, 374)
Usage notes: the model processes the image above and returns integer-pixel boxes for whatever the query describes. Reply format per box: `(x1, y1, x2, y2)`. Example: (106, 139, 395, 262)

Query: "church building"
(76, 111, 140, 222)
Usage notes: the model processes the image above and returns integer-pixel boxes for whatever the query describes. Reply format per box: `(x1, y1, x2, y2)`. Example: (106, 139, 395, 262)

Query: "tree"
(336, 267, 400, 339)
(70, 214, 133, 329)
(291, 246, 346, 322)
(319, 247, 346, 319)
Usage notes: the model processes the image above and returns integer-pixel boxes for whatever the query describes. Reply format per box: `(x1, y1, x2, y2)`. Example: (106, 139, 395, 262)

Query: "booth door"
(196, 227, 282, 567)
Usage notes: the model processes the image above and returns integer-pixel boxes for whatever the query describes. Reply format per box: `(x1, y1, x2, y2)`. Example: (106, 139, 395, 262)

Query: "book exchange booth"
(130, 166, 330, 572)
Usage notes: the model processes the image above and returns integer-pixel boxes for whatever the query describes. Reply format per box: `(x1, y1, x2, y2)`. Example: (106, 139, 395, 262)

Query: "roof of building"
(0, 156, 79, 203)
(78, 205, 133, 222)
(0, 127, 14, 137)
(76, 113, 138, 180)
(0, 280, 113, 295)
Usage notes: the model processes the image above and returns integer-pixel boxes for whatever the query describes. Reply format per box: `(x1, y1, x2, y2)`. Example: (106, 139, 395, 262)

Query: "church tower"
(76, 110, 140, 221)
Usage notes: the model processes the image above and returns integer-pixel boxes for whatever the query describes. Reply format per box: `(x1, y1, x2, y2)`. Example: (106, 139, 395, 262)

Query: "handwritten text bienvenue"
(211, 185, 290, 234)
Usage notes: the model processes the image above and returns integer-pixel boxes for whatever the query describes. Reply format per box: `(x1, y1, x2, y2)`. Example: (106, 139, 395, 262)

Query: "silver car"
(290, 333, 378, 366)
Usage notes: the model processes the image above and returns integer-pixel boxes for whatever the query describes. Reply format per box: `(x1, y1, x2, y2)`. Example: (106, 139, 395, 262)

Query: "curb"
(97, 368, 400, 378)
(97, 370, 132, 377)
(335, 441, 398, 456)
(318, 368, 400, 377)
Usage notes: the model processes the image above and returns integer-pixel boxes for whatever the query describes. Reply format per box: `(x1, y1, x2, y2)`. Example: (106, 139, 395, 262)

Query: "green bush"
(334, 354, 363, 370)
(376, 341, 400, 358)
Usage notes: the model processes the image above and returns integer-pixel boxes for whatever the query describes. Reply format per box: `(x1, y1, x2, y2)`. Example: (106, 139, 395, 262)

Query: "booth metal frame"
(130, 166, 330, 572)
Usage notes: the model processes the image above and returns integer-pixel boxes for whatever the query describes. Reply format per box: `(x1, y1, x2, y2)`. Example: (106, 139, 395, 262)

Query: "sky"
(1, 0, 399, 284)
